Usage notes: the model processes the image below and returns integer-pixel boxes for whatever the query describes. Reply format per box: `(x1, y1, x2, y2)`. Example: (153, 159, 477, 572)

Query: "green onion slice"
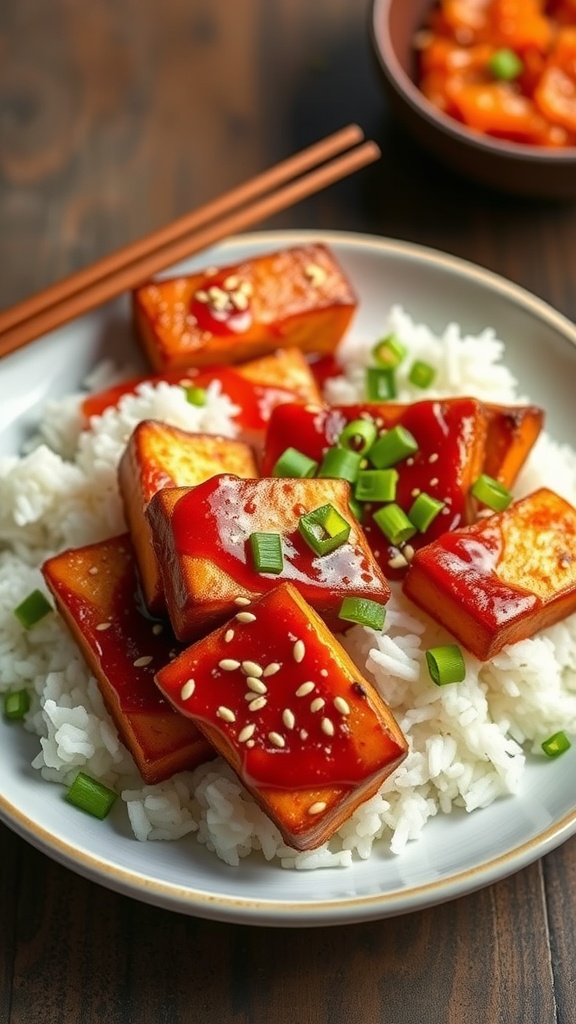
(372, 334, 407, 369)
(355, 468, 399, 503)
(366, 366, 397, 401)
(471, 473, 513, 512)
(298, 504, 351, 556)
(65, 772, 118, 819)
(183, 385, 207, 406)
(373, 503, 417, 546)
(272, 447, 318, 478)
(338, 597, 387, 631)
(489, 48, 524, 81)
(317, 446, 362, 484)
(408, 360, 436, 389)
(541, 731, 572, 758)
(369, 426, 419, 469)
(13, 589, 52, 629)
(249, 532, 284, 574)
(337, 418, 377, 455)
(425, 644, 466, 686)
(408, 491, 445, 532)
(3, 689, 30, 721)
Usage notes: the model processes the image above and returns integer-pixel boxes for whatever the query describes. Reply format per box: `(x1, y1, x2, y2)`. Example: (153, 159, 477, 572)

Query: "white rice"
(1, 304, 575, 869)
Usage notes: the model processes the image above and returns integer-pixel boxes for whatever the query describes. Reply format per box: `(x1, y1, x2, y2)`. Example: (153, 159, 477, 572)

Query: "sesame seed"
(321, 717, 335, 737)
(429, 477, 439, 487)
(219, 658, 240, 671)
(263, 662, 281, 677)
(242, 660, 263, 677)
(295, 681, 315, 697)
(195, 289, 209, 302)
(234, 596, 251, 606)
(248, 696, 267, 712)
(388, 552, 408, 569)
(293, 639, 305, 663)
(239, 280, 253, 297)
(230, 289, 249, 311)
(152, 623, 163, 635)
(268, 731, 285, 748)
(246, 739, 255, 748)
(411, 488, 421, 498)
(133, 656, 153, 668)
(236, 611, 256, 623)
(88, 566, 98, 575)
(333, 696, 350, 715)
(246, 677, 267, 694)
(300, 729, 309, 740)
(429, 452, 439, 463)
(224, 629, 235, 643)
(406, 457, 415, 467)
(95, 622, 112, 631)
(238, 723, 256, 743)
(310, 697, 325, 713)
(282, 709, 296, 729)
(308, 801, 327, 815)
(320, 669, 328, 677)
(217, 706, 236, 723)
(223, 275, 240, 290)
(180, 679, 196, 701)
(403, 544, 415, 562)
(304, 263, 327, 286)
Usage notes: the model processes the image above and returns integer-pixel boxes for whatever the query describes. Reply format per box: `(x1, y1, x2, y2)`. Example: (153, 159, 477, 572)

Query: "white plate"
(1, 230, 576, 928)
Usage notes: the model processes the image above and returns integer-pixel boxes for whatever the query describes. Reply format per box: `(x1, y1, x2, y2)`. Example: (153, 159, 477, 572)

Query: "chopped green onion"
(355, 468, 399, 503)
(366, 366, 397, 401)
(249, 532, 284, 574)
(13, 589, 52, 629)
(3, 689, 30, 721)
(272, 447, 318, 478)
(373, 503, 417, 546)
(369, 425, 419, 469)
(372, 334, 407, 369)
(408, 360, 436, 389)
(337, 418, 377, 455)
(183, 385, 207, 406)
(471, 473, 513, 512)
(298, 504, 351, 556)
(489, 48, 523, 81)
(408, 491, 445, 532)
(338, 597, 387, 631)
(65, 772, 117, 819)
(317, 446, 362, 484)
(541, 731, 571, 758)
(425, 644, 466, 686)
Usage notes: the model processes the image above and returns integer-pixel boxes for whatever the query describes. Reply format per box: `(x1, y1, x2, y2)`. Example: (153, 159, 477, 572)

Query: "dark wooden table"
(1, 1, 576, 1021)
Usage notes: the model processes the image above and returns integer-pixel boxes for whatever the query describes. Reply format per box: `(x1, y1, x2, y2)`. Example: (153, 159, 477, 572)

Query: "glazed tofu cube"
(261, 398, 489, 577)
(154, 582, 408, 851)
(403, 488, 576, 661)
(118, 422, 258, 614)
(132, 243, 357, 370)
(146, 474, 391, 641)
(483, 403, 544, 488)
(42, 535, 213, 783)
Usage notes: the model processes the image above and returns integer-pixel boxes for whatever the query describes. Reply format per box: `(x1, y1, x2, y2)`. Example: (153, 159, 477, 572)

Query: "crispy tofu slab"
(146, 474, 391, 641)
(262, 398, 490, 577)
(403, 488, 576, 661)
(154, 582, 408, 851)
(42, 535, 213, 783)
(118, 422, 258, 614)
(132, 243, 357, 370)
(81, 346, 321, 448)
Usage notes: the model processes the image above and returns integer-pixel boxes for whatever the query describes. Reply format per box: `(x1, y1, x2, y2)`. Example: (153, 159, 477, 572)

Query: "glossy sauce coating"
(155, 583, 406, 790)
(170, 474, 390, 607)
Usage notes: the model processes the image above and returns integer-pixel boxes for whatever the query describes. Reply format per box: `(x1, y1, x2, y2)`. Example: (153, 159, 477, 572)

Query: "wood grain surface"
(1, 1, 576, 1022)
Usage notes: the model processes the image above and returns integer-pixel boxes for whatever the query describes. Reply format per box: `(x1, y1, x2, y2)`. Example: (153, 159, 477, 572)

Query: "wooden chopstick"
(0, 127, 380, 359)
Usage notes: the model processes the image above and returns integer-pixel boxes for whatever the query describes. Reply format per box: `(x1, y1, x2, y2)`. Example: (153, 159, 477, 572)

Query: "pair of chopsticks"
(0, 125, 380, 360)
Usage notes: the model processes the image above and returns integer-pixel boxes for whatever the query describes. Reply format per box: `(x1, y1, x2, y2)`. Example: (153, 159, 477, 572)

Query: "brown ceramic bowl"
(370, 0, 576, 199)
